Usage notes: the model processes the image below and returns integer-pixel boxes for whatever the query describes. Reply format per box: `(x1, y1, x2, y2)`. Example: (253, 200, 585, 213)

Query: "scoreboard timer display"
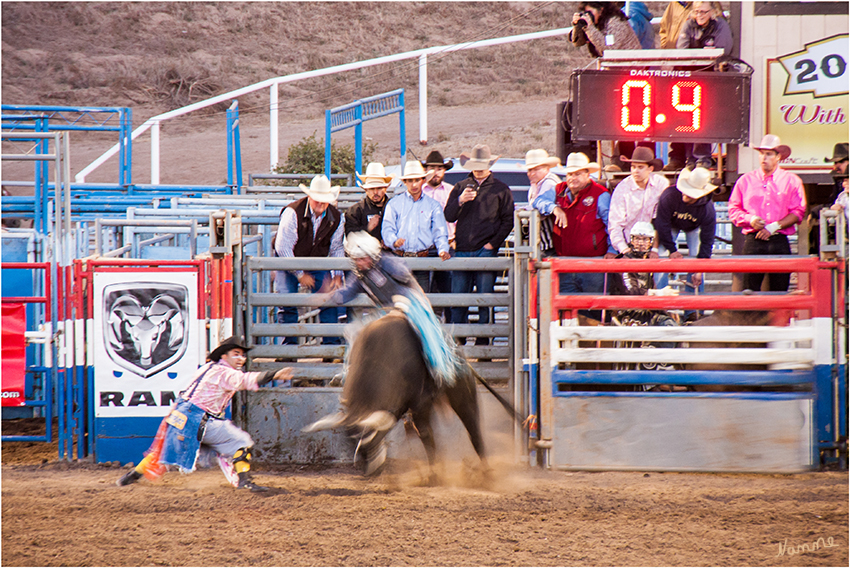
(570, 68, 751, 144)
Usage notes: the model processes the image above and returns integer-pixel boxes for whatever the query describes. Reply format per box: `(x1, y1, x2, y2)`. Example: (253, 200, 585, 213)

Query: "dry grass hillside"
(1, 1, 665, 184)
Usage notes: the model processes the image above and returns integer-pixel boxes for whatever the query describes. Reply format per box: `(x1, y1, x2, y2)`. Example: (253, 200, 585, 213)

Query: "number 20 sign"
(570, 69, 751, 144)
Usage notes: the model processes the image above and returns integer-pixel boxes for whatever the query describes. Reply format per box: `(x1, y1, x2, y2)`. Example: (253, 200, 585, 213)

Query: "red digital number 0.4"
(672, 81, 701, 132)
(621, 80, 651, 132)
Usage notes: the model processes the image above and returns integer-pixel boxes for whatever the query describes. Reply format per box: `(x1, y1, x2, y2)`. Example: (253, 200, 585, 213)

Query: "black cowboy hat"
(421, 150, 454, 170)
(209, 335, 251, 361)
(824, 143, 849, 163)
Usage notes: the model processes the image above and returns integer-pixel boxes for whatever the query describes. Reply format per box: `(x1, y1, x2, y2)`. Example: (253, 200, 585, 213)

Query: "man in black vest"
(274, 175, 345, 346)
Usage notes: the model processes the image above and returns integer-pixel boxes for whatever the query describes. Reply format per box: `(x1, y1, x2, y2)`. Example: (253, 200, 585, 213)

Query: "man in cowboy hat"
(608, 146, 669, 257)
(421, 150, 456, 322)
(346, 162, 393, 241)
(117, 336, 293, 492)
(825, 143, 849, 202)
(382, 160, 451, 293)
(274, 174, 345, 346)
(653, 167, 717, 313)
(533, 152, 613, 294)
(729, 134, 806, 292)
(525, 148, 563, 257)
(445, 145, 515, 345)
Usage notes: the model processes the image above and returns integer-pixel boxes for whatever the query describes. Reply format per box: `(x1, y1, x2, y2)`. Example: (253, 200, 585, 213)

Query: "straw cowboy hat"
(563, 152, 600, 174)
(399, 160, 429, 180)
(209, 335, 252, 362)
(824, 143, 848, 163)
(421, 150, 454, 170)
(677, 167, 717, 199)
(753, 134, 791, 161)
(620, 146, 656, 165)
(299, 175, 340, 203)
(459, 144, 500, 170)
(355, 162, 393, 189)
(523, 149, 561, 170)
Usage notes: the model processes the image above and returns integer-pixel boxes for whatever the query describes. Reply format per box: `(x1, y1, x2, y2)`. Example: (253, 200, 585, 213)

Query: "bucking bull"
(303, 312, 506, 481)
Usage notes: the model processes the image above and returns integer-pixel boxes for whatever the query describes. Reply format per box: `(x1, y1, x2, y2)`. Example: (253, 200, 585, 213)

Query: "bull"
(303, 312, 489, 483)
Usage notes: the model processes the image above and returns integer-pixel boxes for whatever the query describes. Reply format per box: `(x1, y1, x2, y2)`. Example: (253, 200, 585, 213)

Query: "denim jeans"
(428, 248, 452, 323)
(451, 247, 497, 344)
(655, 228, 705, 294)
(559, 271, 605, 294)
(275, 270, 341, 345)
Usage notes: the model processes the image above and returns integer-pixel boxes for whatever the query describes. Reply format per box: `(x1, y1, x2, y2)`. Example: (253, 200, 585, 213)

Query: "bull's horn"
(302, 412, 346, 433)
(358, 411, 396, 433)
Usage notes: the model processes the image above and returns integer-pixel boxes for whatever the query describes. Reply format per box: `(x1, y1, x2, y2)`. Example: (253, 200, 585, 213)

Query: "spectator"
(608, 146, 669, 258)
(570, 1, 641, 58)
(274, 175, 344, 347)
(830, 171, 849, 223)
(824, 143, 849, 203)
(659, 1, 692, 50)
(444, 145, 515, 346)
(627, 1, 656, 49)
(345, 162, 393, 241)
(524, 149, 562, 255)
(676, 0, 733, 56)
(533, 152, 612, 294)
(728, 135, 806, 292)
(663, 1, 733, 171)
(382, 160, 451, 293)
(421, 150, 456, 322)
(653, 167, 717, 319)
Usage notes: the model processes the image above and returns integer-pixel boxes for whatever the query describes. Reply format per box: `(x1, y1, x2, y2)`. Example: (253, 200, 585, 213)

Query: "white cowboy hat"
(753, 134, 791, 161)
(299, 175, 340, 204)
(563, 152, 600, 174)
(677, 167, 717, 199)
(355, 162, 393, 189)
(459, 144, 500, 170)
(523, 149, 561, 170)
(399, 160, 428, 180)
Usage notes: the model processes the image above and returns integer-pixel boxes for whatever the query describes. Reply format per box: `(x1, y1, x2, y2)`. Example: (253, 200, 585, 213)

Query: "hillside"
(1, 2, 663, 185)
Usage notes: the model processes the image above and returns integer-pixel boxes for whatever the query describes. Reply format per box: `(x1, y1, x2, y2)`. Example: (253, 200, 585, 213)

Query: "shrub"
(270, 132, 376, 186)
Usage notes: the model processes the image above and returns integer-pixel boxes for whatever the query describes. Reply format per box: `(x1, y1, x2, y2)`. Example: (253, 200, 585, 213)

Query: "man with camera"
(444, 145, 515, 346)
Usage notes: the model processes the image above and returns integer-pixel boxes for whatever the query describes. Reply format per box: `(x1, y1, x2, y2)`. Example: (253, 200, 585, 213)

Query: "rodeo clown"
(322, 231, 462, 387)
(117, 336, 292, 492)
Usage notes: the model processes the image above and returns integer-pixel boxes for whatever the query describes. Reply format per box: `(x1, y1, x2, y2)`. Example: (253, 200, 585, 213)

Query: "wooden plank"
(553, 347, 815, 365)
(552, 325, 814, 343)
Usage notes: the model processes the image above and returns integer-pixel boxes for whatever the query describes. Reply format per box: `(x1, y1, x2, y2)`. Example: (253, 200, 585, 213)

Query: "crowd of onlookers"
(271, 1, 849, 337)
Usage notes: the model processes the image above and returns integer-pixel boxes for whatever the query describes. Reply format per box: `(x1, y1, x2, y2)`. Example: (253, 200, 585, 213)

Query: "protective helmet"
(344, 231, 382, 260)
(629, 221, 655, 239)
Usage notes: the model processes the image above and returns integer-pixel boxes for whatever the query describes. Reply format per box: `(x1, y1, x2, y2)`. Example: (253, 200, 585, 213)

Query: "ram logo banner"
(93, 272, 200, 418)
(104, 283, 188, 378)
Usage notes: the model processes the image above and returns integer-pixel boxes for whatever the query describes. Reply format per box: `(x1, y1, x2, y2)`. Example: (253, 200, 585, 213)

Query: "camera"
(574, 10, 594, 29)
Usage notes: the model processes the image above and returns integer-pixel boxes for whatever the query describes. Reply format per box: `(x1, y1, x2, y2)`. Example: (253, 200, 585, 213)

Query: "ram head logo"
(103, 283, 189, 378)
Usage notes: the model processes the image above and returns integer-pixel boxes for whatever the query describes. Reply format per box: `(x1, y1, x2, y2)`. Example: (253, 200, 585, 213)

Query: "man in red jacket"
(533, 152, 612, 294)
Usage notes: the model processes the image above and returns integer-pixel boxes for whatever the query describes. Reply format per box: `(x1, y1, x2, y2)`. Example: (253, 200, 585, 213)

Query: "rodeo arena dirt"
(2, 2, 850, 568)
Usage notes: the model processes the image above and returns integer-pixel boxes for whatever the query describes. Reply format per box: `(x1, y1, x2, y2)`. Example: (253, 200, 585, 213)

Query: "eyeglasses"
(692, 9, 712, 15)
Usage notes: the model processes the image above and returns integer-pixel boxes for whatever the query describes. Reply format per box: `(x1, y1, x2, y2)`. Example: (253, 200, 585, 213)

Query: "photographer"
(570, 1, 641, 57)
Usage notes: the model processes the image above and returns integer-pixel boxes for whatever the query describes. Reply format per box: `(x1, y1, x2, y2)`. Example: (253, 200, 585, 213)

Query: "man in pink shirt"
(729, 134, 806, 291)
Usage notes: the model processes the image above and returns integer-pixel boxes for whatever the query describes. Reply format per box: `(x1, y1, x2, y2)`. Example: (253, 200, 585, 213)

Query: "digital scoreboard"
(570, 69, 751, 143)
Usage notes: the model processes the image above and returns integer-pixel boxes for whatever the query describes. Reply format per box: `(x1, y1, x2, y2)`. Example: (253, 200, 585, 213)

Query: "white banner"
(93, 272, 200, 418)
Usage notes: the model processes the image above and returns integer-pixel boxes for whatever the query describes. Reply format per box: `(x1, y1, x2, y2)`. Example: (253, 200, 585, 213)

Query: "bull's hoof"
(364, 445, 387, 477)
